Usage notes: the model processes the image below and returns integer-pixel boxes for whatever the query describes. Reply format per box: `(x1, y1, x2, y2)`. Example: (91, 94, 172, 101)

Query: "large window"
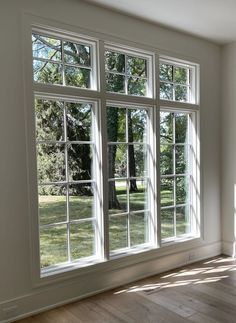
(30, 27, 199, 276)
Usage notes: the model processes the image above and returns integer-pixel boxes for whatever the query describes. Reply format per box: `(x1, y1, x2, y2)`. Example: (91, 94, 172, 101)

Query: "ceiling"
(85, 0, 236, 44)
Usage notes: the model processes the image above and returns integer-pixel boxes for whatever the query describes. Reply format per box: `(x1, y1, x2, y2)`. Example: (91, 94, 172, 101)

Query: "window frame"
(24, 20, 200, 281)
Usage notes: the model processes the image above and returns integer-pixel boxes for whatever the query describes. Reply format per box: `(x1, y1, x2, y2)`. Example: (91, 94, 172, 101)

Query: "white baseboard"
(0, 241, 221, 323)
(222, 240, 236, 257)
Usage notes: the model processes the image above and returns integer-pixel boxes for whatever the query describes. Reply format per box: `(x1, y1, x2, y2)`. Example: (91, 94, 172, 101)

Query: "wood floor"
(16, 256, 236, 323)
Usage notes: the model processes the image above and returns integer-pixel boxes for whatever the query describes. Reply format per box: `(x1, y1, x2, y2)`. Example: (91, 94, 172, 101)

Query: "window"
(159, 59, 196, 103)
(30, 27, 199, 276)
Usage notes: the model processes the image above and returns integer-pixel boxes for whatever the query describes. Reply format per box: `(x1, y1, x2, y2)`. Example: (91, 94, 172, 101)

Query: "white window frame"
(24, 19, 200, 281)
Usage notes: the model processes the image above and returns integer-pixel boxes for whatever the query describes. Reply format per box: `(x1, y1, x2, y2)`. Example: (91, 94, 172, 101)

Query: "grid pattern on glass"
(159, 61, 191, 102)
(32, 34, 92, 88)
(160, 111, 192, 240)
(36, 98, 97, 268)
(105, 50, 148, 96)
(107, 105, 150, 252)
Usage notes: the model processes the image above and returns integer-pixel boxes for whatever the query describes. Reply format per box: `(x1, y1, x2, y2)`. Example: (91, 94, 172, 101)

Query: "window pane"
(159, 64, 173, 81)
(128, 108, 148, 143)
(65, 66, 90, 88)
(108, 144, 127, 178)
(107, 107, 126, 142)
(175, 85, 188, 102)
(64, 42, 91, 66)
(175, 113, 188, 143)
(108, 180, 128, 215)
(38, 185, 67, 225)
(160, 145, 173, 175)
(127, 56, 147, 77)
(176, 206, 190, 235)
(174, 67, 188, 84)
(161, 177, 174, 207)
(33, 60, 62, 84)
(161, 209, 174, 239)
(128, 77, 147, 96)
(37, 144, 65, 183)
(105, 50, 125, 73)
(129, 144, 147, 177)
(129, 180, 148, 211)
(68, 144, 93, 181)
(32, 34, 61, 61)
(160, 112, 174, 144)
(70, 221, 95, 260)
(35, 99, 64, 141)
(176, 176, 189, 205)
(160, 82, 173, 100)
(67, 103, 92, 142)
(176, 146, 188, 174)
(109, 215, 128, 251)
(40, 224, 68, 268)
(106, 73, 125, 93)
(69, 183, 95, 220)
(130, 212, 147, 246)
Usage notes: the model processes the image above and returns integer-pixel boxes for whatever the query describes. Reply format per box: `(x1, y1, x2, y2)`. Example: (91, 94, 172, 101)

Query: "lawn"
(39, 188, 188, 268)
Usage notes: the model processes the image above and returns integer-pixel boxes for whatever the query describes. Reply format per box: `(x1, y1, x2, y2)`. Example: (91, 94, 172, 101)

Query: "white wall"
(221, 43, 236, 255)
(0, 0, 221, 321)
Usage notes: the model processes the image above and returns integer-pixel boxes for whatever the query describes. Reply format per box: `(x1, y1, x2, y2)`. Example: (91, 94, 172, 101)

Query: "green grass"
(39, 188, 188, 268)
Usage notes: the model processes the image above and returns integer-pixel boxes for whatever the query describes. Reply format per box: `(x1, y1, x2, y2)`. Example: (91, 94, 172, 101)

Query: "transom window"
(159, 59, 194, 103)
(30, 27, 199, 276)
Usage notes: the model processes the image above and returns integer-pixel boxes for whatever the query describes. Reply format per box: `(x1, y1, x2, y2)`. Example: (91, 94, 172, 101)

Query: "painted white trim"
(222, 240, 236, 257)
(0, 241, 221, 323)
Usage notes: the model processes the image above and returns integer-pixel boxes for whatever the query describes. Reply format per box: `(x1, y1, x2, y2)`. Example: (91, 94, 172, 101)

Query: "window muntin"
(107, 105, 151, 253)
(35, 98, 99, 269)
(160, 111, 194, 241)
(105, 48, 152, 97)
(32, 34, 95, 89)
(159, 60, 194, 103)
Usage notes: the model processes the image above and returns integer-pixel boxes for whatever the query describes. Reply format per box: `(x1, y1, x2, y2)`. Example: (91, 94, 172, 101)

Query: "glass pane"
(70, 221, 95, 260)
(106, 73, 125, 93)
(38, 185, 67, 225)
(108, 180, 128, 215)
(108, 144, 127, 178)
(64, 42, 91, 66)
(129, 180, 148, 211)
(176, 206, 190, 235)
(37, 144, 65, 183)
(161, 177, 174, 207)
(68, 144, 93, 181)
(174, 67, 188, 84)
(130, 212, 147, 246)
(161, 209, 174, 239)
(32, 34, 61, 61)
(128, 109, 148, 143)
(65, 66, 90, 88)
(176, 146, 188, 174)
(129, 144, 147, 177)
(159, 64, 173, 82)
(128, 77, 147, 96)
(160, 145, 173, 175)
(160, 112, 173, 144)
(33, 60, 62, 84)
(175, 85, 188, 102)
(160, 82, 173, 100)
(175, 113, 188, 143)
(67, 102, 92, 141)
(109, 215, 128, 251)
(176, 176, 189, 205)
(127, 56, 147, 77)
(107, 107, 126, 142)
(69, 183, 94, 220)
(105, 50, 125, 73)
(40, 224, 68, 268)
(35, 99, 64, 141)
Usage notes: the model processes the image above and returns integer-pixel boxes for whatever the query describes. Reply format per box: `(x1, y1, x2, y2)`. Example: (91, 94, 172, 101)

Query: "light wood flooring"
(16, 256, 236, 323)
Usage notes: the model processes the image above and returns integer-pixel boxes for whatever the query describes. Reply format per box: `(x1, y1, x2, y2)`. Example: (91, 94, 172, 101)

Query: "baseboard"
(222, 240, 236, 257)
(0, 241, 221, 323)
